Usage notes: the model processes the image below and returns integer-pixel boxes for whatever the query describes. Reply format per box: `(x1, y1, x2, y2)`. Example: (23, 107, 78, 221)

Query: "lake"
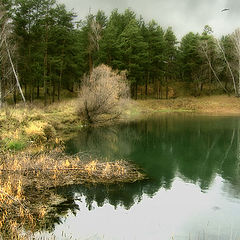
(36, 113, 240, 240)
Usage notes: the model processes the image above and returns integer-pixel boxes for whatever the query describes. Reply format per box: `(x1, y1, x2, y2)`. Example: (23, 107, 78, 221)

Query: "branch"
(215, 39, 237, 95)
(0, 189, 28, 211)
(201, 43, 229, 93)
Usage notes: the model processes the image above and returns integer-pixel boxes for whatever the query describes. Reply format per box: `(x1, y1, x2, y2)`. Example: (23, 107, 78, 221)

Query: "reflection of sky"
(35, 176, 240, 240)
(34, 115, 240, 239)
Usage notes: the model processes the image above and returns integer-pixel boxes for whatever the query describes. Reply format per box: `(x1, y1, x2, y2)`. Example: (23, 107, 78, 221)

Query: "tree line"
(1, 0, 240, 106)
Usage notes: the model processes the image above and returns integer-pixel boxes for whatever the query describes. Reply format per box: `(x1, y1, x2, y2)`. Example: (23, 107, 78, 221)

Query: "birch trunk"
(216, 39, 237, 95)
(232, 29, 240, 97)
(5, 39, 25, 103)
(201, 43, 229, 94)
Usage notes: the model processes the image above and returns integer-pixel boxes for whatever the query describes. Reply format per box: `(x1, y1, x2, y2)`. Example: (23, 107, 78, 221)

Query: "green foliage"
(145, 20, 165, 75)
(5, 139, 26, 151)
(118, 19, 148, 78)
(178, 32, 203, 82)
(10, 0, 79, 103)
(1, 1, 238, 103)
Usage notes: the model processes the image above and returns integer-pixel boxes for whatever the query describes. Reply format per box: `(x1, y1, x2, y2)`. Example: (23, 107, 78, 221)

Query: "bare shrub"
(77, 64, 130, 124)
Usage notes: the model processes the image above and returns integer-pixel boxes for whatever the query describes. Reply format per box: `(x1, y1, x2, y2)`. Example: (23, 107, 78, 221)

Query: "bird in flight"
(221, 8, 230, 12)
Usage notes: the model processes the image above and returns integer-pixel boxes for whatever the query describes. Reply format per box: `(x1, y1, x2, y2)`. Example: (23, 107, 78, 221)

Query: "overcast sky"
(58, 0, 239, 39)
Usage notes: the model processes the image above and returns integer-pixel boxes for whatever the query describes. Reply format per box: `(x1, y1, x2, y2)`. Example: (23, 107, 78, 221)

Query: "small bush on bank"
(24, 121, 56, 143)
(43, 124, 56, 140)
(77, 64, 130, 124)
(24, 121, 47, 143)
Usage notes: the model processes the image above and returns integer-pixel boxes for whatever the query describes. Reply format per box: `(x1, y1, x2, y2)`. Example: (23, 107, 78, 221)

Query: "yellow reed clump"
(102, 163, 111, 177)
(39, 207, 46, 219)
(64, 160, 70, 168)
(114, 162, 126, 176)
(16, 180, 23, 200)
(24, 121, 47, 143)
(85, 160, 97, 175)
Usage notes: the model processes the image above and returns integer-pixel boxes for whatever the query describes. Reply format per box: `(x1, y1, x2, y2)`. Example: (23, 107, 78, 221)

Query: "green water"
(37, 114, 240, 240)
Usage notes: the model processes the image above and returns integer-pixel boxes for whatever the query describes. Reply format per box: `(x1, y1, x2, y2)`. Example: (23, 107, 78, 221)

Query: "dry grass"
(0, 147, 145, 239)
(0, 99, 82, 151)
(0, 176, 36, 239)
(0, 148, 145, 185)
(130, 95, 240, 116)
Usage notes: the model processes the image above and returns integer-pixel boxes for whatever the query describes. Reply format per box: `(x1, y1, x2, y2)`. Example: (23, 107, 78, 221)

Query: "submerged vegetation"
(0, 147, 145, 238)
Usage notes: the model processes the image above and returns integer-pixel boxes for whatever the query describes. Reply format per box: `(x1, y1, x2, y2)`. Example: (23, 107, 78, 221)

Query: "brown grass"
(0, 147, 145, 239)
(129, 95, 240, 116)
(0, 99, 82, 151)
(0, 149, 145, 185)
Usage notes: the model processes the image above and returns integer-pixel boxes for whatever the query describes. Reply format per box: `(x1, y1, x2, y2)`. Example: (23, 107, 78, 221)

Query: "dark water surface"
(37, 114, 240, 239)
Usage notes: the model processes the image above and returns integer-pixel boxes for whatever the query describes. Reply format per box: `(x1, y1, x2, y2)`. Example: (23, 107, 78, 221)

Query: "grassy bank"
(0, 99, 82, 152)
(1, 95, 240, 152)
(128, 95, 240, 116)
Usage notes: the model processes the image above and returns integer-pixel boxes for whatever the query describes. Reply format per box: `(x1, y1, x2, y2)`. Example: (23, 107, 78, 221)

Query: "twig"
(0, 189, 28, 211)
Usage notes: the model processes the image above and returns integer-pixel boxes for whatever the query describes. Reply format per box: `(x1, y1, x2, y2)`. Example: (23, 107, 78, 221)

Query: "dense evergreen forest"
(1, 0, 240, 106)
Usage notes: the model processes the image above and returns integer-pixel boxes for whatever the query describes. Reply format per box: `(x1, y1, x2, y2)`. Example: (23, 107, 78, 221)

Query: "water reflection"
(66, 114, 240, 194)
(35, 114, 240, 238)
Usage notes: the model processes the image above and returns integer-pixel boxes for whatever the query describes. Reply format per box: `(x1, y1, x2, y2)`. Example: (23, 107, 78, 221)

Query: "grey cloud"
(58, 0, 240, 39)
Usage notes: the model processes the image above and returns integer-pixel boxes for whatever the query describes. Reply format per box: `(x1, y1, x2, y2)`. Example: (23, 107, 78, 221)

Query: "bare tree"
(0, 2, 25, 108)
(231, 28, 240, 96)
(77, 64, 130, 124)
(89, 20, 102, 51)
(215, 38, 237, 95)
(0, 2, 6, 108)
(200, 33, 240, 96)
(87, 18, 102, 73)
(200, 40, 229, 93)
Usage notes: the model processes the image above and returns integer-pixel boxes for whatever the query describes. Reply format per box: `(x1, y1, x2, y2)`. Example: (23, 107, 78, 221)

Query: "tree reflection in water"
(19, 114, 240, 235)
(65, 113, 240, 193)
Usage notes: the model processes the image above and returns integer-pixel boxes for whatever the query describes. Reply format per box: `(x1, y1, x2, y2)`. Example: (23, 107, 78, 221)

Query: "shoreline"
(132, 95, 240, 116)
(1, 95, 240, 153)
